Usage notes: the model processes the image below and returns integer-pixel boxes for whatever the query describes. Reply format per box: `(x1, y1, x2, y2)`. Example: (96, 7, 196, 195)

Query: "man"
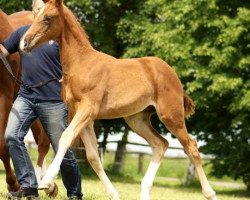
(0, 1, 83, 199)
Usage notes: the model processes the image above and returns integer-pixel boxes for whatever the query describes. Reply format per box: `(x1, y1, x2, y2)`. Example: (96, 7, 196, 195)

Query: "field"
(0, 148, 249, 200)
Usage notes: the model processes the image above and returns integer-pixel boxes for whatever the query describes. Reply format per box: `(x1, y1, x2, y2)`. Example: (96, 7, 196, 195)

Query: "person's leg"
(36, 100, 82, 199)
(5, 95, 37, 188)
(5, 95, 39, 198)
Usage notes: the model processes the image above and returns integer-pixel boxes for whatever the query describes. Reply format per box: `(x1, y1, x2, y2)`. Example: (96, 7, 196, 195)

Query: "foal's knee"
(152, 138, 169, 160)
(183, 139, 201, 165)
(58, 131, 72, 149)
(87, 151, 101, 170)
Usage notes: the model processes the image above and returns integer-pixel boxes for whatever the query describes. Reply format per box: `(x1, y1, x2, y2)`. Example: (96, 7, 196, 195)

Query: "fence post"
(184, 162, 195, 186)
(98, 147, 104, 165)
(112, 130, 128, 174)
(138, 153, 144, 173)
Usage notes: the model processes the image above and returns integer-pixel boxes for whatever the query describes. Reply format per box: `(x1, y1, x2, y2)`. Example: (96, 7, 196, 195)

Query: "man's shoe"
(7, 188, 40, 200)
(68, 196, 82, 200)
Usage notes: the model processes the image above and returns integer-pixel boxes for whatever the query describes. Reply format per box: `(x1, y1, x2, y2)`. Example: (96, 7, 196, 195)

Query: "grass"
(104, 152, 242, 183)
(0, 147, 249, 200)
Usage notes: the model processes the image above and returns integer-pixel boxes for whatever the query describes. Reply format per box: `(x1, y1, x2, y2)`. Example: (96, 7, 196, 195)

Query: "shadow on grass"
(67, 162, 250, 199)
(180, 182, 249, 198)
(215, 188, 250, 198)
(80, 170, 250, 199)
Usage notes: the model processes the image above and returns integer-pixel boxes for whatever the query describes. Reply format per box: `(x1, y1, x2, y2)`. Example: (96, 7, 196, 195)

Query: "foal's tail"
(183, 93, 195, 118)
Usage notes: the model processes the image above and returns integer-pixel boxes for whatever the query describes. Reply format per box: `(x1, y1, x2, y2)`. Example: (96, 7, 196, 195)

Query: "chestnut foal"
(21, 0, 217, 200)
(0, 10, 52, 194)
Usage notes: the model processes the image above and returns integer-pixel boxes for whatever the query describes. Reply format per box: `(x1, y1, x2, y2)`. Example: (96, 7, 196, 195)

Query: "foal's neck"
(59, 6, 94, 73)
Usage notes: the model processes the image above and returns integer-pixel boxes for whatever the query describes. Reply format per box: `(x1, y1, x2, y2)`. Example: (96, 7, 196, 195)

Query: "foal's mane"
(62, 5, 92, 48)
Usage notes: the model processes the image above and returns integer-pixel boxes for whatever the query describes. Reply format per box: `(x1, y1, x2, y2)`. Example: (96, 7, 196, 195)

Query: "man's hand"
(0, 44, 9, 57)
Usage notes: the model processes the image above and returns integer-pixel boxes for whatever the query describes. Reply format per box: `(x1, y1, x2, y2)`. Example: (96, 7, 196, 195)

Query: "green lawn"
(103, 151, 243, 183)
(0, 147, 248, 200)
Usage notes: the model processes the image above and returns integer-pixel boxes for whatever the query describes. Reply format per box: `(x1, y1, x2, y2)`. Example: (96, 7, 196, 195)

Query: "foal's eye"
(43, 15, 52, 24)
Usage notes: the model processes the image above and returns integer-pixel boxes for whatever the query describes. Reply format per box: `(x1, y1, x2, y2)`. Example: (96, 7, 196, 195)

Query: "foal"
(21, 0, 217, 200)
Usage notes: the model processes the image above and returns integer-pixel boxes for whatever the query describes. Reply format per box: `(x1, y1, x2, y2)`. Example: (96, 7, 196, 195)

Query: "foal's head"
(20, 0, 64, 53)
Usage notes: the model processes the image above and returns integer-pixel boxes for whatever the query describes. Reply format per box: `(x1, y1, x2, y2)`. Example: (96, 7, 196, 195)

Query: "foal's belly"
(97, 71, 155, 119)
(97, 94, 154, 119)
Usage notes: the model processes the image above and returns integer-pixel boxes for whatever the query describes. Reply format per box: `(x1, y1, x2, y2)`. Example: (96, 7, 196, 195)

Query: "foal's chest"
(62, 74, 88, 105)
(61, 75, 77, 105)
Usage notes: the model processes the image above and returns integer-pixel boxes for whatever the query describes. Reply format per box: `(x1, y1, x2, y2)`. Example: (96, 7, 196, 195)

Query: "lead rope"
(0, 48, 59, 89)
(0, 47, 23, 85)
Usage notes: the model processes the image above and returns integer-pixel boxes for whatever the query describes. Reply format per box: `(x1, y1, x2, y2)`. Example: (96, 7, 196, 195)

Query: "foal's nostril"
(21, 38, 31, 52)
(23, 39, 28, 48)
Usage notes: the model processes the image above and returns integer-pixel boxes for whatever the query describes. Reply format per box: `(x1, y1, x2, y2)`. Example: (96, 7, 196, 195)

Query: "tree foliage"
(0, 0, 32, 14)
(66, 0, 144, 57)
(116, 0, 250, 190)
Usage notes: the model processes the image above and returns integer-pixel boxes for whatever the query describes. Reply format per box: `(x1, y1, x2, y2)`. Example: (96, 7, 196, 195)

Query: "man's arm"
(0, 44, 10, 57)
(1, 26, 23, 56)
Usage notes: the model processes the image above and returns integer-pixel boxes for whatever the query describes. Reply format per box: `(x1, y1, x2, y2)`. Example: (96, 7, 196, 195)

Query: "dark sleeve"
(2, 29, 22, 54)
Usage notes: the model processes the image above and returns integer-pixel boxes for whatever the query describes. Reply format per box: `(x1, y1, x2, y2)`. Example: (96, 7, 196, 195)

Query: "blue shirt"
(2, 25, 62, 101)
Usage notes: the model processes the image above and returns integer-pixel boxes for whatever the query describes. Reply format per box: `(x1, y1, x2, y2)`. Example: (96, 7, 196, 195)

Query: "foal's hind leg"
(31, 120, 50, 182)
(125, 111, 169, 200)
(156, 95, 217, 200)
(80, 122, 118, 200)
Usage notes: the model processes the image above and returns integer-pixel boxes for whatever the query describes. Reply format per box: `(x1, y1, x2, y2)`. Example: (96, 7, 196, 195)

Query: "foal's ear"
(42, 0, 63, 7)
(55, 0, 63, 7)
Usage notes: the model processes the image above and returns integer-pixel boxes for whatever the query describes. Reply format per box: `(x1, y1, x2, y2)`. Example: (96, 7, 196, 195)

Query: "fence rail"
(26, 140, 195, 185)
(102, 140, 183, 150)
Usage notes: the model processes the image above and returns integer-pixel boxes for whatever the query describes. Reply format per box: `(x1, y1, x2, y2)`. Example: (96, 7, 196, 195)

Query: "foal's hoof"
(38, 182, 49, 190)
(208, 196, 218, 200)
(44, 182, 58, 198)
(203, 190, 217, 200)
(109, 190, 119, 200)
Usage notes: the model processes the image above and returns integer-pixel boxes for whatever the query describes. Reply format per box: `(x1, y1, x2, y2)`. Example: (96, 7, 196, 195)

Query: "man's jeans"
(5, 95, 82, 198)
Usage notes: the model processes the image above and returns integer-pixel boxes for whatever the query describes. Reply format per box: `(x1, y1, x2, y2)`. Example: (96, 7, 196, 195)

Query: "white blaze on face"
(33, 0, 45, 17)
(19, 0, 46, 52)
(37, 4, 46, 16)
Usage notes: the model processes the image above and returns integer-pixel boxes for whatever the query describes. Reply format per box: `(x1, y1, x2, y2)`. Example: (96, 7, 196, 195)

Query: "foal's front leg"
(80, 123, 119, 200)
(38, 101, 93, 190)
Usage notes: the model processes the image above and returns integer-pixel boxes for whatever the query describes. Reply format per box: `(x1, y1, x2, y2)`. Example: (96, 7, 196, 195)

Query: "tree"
(112, 129, 129, 174)
(0, 0, 32, 14)
(67, 0, 144, 57)
(116, 0, 250, 190)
